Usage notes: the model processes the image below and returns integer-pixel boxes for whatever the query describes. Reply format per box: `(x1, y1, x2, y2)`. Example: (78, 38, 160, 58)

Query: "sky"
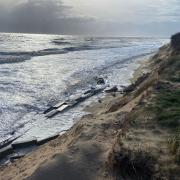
(0, 0, 179, 36)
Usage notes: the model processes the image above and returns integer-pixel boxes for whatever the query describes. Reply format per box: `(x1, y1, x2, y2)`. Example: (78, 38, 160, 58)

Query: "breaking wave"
(0, 45, 115, 64)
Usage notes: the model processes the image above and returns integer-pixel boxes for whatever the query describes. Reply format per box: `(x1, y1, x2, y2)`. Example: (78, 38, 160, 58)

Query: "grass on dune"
(149, 88, 180, 164)
(150, 55, 180, 163)
(154, 90, 180, 128)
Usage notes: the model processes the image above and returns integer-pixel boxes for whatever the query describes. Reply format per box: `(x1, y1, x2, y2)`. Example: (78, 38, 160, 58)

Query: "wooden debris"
(12, 139, 37, 149)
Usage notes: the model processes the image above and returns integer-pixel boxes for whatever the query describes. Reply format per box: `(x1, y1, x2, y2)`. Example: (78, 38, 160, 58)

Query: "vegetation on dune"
(153, 87, 180, 163)
(150, 55, 180, 164)
(110, 43, 180, 178)
(153, 89, 180, 128)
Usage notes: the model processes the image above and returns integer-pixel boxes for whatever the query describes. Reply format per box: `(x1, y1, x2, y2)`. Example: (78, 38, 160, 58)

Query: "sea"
(0, 33, 169, 143)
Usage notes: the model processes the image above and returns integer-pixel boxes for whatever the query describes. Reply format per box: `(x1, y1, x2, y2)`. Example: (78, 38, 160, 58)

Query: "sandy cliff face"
(109, 34, 180, 180)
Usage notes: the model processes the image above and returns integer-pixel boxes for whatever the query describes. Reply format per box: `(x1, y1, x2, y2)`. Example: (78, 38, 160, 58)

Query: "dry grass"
(168, 130, 180, 163)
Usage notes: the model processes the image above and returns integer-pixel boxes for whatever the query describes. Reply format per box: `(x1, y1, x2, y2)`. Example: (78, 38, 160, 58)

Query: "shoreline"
(0, 38, 179, 180)
(0, 53, 153, 174)
(0, 53, 152, 164)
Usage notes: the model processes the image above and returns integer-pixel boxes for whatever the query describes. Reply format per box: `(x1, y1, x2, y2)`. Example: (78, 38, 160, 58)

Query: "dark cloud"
(0, 0, 95, 34)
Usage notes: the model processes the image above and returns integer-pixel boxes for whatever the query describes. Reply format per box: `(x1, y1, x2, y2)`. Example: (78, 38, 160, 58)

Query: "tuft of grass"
(112, 147, 156, 180)
(168, 129, 180, 163)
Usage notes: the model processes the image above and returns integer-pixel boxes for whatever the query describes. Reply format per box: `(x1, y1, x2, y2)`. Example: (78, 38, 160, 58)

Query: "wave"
(0, 44, 121, 64)
(0, 35, 160, 65)
(52, 40, 71, 45)
(0, 55, 31, 64)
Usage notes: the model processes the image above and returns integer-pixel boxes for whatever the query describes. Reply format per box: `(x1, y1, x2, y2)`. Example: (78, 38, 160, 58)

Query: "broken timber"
(11, 139, 37, 149)
(44, 85, 107, 118)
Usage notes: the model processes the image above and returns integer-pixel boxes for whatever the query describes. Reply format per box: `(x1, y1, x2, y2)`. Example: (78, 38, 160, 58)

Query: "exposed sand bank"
(0, 37, 180, 180)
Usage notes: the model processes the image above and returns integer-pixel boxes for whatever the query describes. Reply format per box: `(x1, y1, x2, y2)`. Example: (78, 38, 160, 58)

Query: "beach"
(0, 34, 180, 180)
(0, 32, 180, 180)
(0, 60, 150, 180)
(0, 0, 180, 178)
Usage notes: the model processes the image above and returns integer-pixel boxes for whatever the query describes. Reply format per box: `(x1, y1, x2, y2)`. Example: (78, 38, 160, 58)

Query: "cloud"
(0, 0, 95, 34)
(64, 0, 180, 23)
(0, 0, 179, 36)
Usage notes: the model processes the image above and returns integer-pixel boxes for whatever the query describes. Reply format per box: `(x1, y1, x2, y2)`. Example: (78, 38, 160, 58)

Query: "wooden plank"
(57, 104, 69, 112)
(53, 102, 66, 108)
(45, 84, 108, 118)
(45, 109, 59, 118)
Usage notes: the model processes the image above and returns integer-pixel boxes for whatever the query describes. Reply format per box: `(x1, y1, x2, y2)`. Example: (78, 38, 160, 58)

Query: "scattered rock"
(98, 99, 102, 103)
